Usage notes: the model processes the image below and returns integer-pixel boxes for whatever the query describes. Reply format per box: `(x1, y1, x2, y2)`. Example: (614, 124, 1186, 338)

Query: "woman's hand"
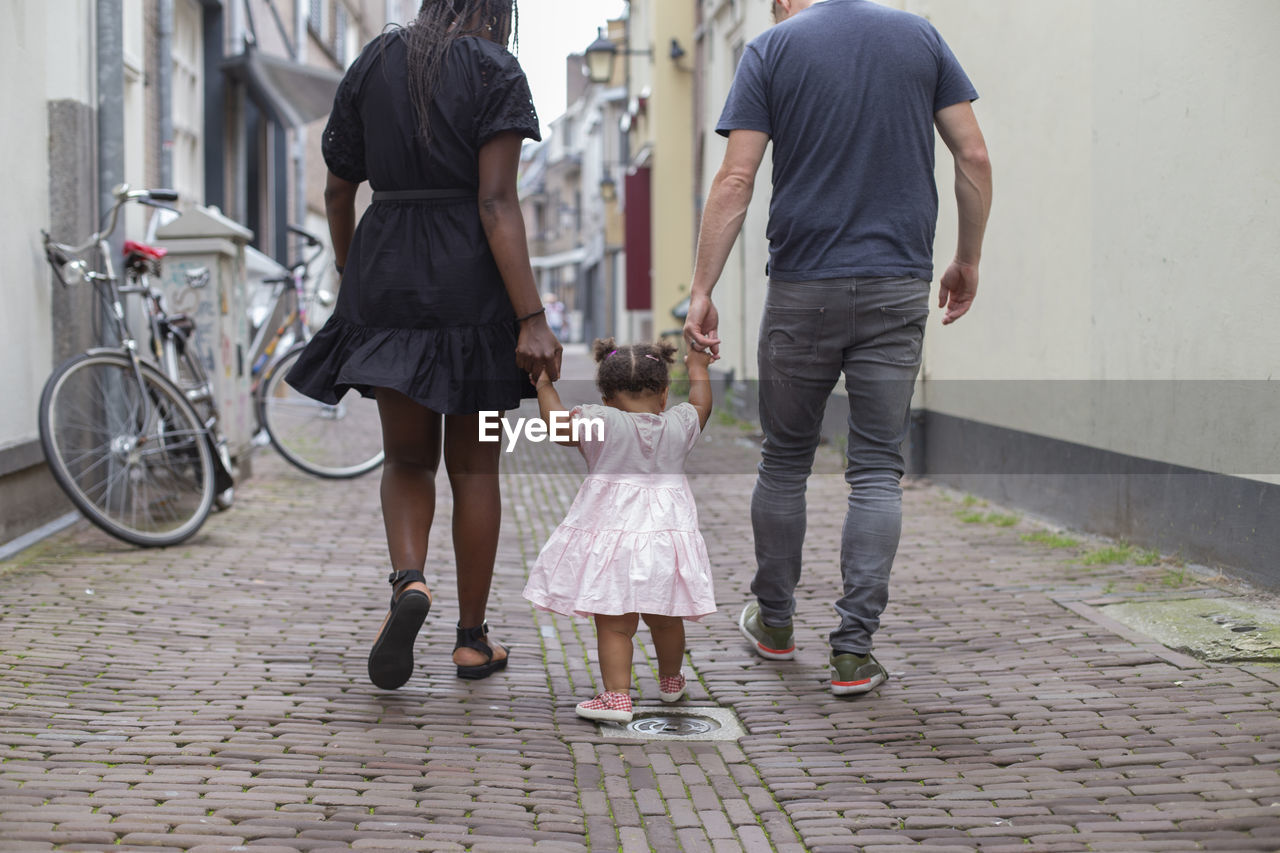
(517, 314, 563, 383)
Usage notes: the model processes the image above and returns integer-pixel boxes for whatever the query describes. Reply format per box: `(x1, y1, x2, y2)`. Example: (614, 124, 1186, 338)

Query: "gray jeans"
(750, 276, 930, 654)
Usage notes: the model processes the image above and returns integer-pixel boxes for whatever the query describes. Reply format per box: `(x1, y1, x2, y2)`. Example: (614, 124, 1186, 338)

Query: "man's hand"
(684, 294, 722, 359)
(938, 261, 979, 325)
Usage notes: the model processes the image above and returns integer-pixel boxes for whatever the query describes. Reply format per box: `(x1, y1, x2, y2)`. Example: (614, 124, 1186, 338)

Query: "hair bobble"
(608, 349, 618, 357)
(644, 354, 660, 362)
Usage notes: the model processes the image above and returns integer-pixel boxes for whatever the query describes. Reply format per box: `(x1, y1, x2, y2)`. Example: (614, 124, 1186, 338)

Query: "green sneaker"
(830, 651, 888, 696)
(738, 602, 795, 660)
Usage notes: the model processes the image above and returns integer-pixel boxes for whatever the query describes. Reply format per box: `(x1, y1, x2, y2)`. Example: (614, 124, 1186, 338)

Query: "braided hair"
(401, 0, 520, 145)
(592, 338, 679, 399)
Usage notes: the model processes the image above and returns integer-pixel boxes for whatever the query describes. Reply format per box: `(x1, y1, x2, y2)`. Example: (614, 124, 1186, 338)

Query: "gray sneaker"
(738, 602, 795, 660)
(830, 651, 888, 696)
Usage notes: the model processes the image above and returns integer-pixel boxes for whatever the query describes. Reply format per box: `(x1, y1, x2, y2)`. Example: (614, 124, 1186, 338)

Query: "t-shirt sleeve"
(670, 402, 704, 455)
(572, 404, 606, 464)
(716, 43, 771, 138)
(322, 37, 382, 184)
(476, 52, 542, 147)
(932, 29, 978, 111)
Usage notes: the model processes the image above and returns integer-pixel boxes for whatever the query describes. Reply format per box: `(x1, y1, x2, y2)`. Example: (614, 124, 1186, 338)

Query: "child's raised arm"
(684, 349, 714, 430)
(535, 372, 579, 447)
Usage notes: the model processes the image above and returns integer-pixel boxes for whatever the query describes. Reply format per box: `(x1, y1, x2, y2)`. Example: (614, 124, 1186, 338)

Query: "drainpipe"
(97, 0, 125, 342)
(157, 0, 174, 188)
(292, 0, 308, 237)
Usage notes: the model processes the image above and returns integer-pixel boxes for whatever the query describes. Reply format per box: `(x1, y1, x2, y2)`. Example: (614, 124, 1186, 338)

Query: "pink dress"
(522, 402, 716, 620)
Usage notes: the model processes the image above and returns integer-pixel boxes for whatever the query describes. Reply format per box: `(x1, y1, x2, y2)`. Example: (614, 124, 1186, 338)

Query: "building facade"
(688, 0, 1280, 584)
(520, 22, 630, 344)
(0, 0, 404, 550)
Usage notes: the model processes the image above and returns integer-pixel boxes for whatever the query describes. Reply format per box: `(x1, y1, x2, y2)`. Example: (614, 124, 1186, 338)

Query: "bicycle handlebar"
(286, 223, 321, 247)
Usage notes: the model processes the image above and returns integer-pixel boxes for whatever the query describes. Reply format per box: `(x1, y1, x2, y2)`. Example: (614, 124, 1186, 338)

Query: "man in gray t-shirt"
(685, 0, 992, 696)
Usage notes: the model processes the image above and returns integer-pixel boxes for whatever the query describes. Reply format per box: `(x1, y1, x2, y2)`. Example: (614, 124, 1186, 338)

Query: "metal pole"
(97, 0, 125, 344)
(293, 0, 308, 248)
(157, 0, 174, 188)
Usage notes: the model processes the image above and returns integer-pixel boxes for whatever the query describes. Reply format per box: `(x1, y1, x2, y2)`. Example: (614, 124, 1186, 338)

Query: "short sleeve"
(716, 44, 772, 138)
(476, 52, 542, 147)
(669, 403, 703, 455)
(322, 38, 382, 183)
(573, 404, 607, 466)
(932, 29, 978, 112)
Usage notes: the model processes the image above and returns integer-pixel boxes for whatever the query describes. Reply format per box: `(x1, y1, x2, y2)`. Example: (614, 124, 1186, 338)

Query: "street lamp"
(583, 28, 618, 85)
(582, 26, 663, 85)
(599, 172, 617, 203)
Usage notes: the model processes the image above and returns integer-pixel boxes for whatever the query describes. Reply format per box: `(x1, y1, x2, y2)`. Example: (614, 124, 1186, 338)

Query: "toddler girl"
(523, 339, 715, 722)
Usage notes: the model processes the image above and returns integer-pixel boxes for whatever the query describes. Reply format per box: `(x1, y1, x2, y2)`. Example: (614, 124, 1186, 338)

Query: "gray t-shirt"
(717, 0, 978, 282)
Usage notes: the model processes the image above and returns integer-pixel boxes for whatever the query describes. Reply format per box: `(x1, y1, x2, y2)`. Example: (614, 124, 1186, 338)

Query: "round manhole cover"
(627, 714, 722, 737)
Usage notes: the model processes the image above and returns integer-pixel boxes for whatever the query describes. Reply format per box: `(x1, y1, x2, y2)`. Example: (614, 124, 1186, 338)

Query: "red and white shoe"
(575, 691, 633, 723)
(658, 672, 687, 703)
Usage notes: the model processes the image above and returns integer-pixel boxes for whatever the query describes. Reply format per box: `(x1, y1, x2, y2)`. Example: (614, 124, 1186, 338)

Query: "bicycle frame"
(45, 189, 177, 431)
(247, 228, 327, 390)
(43, 186, 229, 488)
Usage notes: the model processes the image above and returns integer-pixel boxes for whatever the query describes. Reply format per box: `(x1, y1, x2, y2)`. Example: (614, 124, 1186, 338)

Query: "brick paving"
(2, 347, 1279, 851)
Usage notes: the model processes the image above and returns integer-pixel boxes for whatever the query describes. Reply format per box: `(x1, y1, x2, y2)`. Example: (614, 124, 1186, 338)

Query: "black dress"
(286, 31, 542, 414)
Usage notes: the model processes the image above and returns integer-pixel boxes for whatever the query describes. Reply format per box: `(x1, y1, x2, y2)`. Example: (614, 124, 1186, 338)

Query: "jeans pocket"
(761, 305, 825, 376)
(876, 305, 928, 366)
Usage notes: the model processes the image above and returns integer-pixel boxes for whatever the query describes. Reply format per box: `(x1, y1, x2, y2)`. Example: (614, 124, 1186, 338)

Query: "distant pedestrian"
(523, 339, 715, 723)
(286, 0, 561, 690)
(543, 292, 567, 339)
(685, 0, 992, 695)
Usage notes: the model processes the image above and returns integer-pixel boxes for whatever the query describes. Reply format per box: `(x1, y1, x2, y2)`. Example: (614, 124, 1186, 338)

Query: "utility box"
(154, 207, 255, 460)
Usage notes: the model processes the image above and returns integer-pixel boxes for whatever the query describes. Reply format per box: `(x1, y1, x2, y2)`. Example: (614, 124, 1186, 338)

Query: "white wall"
(0, 3, 73, 449)
(699, 0, 772, 379)
(911, 0, 1280, 482)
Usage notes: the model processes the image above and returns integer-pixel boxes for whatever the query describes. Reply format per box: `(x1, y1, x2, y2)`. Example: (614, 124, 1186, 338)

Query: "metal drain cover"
(595, 706, 747, 741)
(629, 713, 722, 737)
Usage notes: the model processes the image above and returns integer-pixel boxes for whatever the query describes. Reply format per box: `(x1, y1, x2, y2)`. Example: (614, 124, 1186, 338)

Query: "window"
(334, 5, 349, 64)
(309, 0, 325, 39)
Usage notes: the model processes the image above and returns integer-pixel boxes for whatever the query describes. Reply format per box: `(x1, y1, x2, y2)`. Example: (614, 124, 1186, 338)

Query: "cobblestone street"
(2, 350, 1279, 852)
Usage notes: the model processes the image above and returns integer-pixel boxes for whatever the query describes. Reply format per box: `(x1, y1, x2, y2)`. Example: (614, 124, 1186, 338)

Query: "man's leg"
(750, 280, 846, 633)
(833, 278, 930, 657)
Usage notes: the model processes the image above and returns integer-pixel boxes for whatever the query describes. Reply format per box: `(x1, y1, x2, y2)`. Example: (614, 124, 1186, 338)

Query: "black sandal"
(367, 569, 432, 690)
(453, 622, 509, 680)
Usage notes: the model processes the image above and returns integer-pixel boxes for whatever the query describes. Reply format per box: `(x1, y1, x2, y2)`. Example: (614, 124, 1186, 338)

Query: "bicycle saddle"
(123, 240, 167, 260)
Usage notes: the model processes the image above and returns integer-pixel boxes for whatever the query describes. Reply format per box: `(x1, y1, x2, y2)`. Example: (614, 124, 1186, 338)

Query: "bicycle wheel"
(258, 345, 384, 479)
(38, 351, 215, 547)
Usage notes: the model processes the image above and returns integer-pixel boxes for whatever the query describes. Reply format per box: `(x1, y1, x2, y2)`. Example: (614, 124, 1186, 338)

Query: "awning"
(530, 247, 587, 270)
(222, 47, 343, 128)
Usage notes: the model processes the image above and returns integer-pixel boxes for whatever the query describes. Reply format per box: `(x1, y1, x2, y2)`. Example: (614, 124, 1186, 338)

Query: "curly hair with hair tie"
(396, 0, 520, 145)
(591, 338, 679, 399)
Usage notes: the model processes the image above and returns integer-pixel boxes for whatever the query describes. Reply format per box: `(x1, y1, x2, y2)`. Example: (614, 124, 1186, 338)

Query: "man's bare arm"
(685, 130, 770, 354)
(934, 101, 992, 325)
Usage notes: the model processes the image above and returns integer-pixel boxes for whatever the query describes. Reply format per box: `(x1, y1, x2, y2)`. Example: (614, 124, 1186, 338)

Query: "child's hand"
(533, 370, 554, 389)
(684, 348, 713, 371)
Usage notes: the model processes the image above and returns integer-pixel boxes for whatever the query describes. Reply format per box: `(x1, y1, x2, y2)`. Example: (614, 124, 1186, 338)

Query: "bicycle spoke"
(42, 354, 214, 543)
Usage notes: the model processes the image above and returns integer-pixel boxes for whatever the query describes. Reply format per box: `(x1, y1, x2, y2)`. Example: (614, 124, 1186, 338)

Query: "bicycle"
(39, 185, 234, 546)
(246, 225, 384, 480)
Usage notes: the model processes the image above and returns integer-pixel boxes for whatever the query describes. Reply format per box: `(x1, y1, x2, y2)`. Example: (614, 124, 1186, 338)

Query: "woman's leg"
(375, 389, 441, 601)
(595, 613, 640, 693)
(443, 413, 507, 668)
(641, 614, 686, 679)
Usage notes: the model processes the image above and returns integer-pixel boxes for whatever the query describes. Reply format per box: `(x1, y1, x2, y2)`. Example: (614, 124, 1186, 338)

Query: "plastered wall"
(908, 0, 1280, 483)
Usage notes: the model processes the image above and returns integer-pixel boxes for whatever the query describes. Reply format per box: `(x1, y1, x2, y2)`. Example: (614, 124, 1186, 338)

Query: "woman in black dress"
(287, 0, 561, 689)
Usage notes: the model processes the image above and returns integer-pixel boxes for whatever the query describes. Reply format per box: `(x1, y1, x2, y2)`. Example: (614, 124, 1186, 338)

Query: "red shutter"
(624, 167, 652, 311)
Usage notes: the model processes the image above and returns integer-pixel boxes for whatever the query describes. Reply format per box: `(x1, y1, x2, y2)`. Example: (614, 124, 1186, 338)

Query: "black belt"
(371, 189, 475, 203)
